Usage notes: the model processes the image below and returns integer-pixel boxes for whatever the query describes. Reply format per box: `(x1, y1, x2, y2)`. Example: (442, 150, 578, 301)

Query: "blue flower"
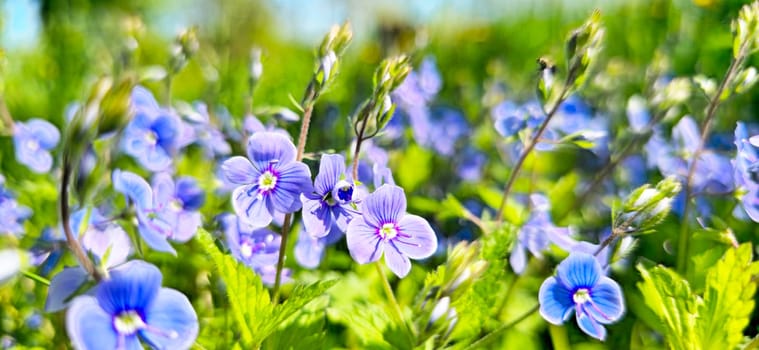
(221, 132, 312, 228)
(66, 260, 198, 349)
(300, 154, 362, 237)
(13, 118, 60, 173)
(734, 122, 759, 221)
(181, 102, 231, 158)
(295, 224, 344, 269)
(509, 194, 574, 275)
(122, 86, 186, 172)
(221, 213, 290, 285)
(346, 184, 437, 278)
(113, 170, 205, 254)
(0, 175, 31, 236)
(538, 253, 625, 341)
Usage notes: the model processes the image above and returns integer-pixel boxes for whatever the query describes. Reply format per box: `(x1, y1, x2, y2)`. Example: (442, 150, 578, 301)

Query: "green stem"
(375, 262, 415, 343)
(676, 40, 748, 274)
(548, 323, 571, 350)
(495, 83, 570, 224)
(464, 304, 539, 350)
(22, 270, 50, 286)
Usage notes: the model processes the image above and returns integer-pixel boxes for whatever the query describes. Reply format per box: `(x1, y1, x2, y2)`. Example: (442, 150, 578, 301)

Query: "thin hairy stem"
(676, 41, 749, 274)
(60, 155, 102, 281)
(272, 88, 317, 301)
(375, 262, 415, 343)
(495, 84, 571, 223)
(464, 304, 539, 350)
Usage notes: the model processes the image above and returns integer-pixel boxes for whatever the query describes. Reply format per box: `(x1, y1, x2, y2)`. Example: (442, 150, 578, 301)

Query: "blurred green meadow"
(2, 0, 759, 349)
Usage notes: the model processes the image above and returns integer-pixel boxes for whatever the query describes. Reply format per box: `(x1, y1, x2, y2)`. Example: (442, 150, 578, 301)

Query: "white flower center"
(380, 223, 398, 240)
(258, 171, 278, 191)
(169, 198, 183, 212)
(144, 130, 158, 145)
(573, 288, 591, 304)
(240, 242, 254, 258)
(113, 310, 146, 335)
(25, 139, 40, 151)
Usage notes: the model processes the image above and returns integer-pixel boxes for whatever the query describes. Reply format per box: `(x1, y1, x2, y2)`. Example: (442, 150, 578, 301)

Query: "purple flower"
(300, 154, 361, 237)
(509, 194, 574, 275)
(221, 132, 312, 228)
(113, 170, 204, 254)
(66, 260, 198, 349)
(182, 102, 231, 158)
(734, 122, 759, 221)
(538, 253, 624, 341)
(221, 213, 290, 285)
(122, 86, 185, 172)
(346, 184, 437, 278)
(295, 224, 344, 269)
(13, 118, 60, 173)
(0, 175, 31, 236)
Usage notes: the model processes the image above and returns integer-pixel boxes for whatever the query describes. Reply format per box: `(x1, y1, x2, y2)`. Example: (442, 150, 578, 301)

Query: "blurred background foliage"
(1, 0, 759, 349)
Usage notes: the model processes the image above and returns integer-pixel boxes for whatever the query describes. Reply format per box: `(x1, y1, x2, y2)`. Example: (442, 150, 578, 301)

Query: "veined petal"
(538, 276, 575, 324)
(151, 173, 175, 210)
(314, 154, 346, 195)
(141, 289, 198, 350)
(232, 185, 273, 228)
(270, 162, 311, 213)
(346, 218, 383, 264)
(576, 306, 607, 341)
(137, 218, 176, 255)
(246, 132, 296, 170)
(556, 253, 601, 290)
(66, 296, 119, 350)
(587, 277, 625, 324)
(96, 260, 162, 315)
(26, 118, 61, 149)
(222, 156, 258, 185)
(384, 242, 412, 278)
(172, 211, 202, 242)
(113, 170, 154, 210)
(363, 184, 406, 227)
(395, 214, 437, 259)
(46, 266, 89, 312)
(300, 196, 332, 238)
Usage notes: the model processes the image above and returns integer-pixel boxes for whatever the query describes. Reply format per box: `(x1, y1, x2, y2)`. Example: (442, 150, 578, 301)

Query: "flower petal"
(246, 132, 296, 170)
(587, 277, 625, 324)
(141, 289, 198, 350)
(232, 185, 273, 228)
(151, 173, 175, 210)
(576, 306, 607, 341)
(300, 197, 332, 238)
(113, 170, 154, 210)
(509, 242, 527, 275)
(556, 253, 601, 290)
(137, 218, 176, 255)
(66, 296, 119, 350)
(363, 184, 406, 227)
(172, 211, 202, 242)
(384, 242, 411, 278)
(222, 156, 258, 185)
(96, 260, 162, 315)
(395, 214, 437, 259)
(26, 118, 61, 149)
(46, 266, 89, 312)
(538, 276, 575, 325)
(346, 218, 383, 264)
(270, 162, 311, 213)
(314, 154, 345, 195)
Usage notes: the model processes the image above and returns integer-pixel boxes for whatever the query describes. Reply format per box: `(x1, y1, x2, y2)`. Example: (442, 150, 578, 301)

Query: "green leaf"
(698, 244, 759, 349)
(197, 228, 337, 348)
(636, 264, 700, 350)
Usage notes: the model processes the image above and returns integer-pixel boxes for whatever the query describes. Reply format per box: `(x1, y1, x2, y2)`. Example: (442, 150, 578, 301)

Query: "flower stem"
(351, 101, 374, 181)
(495, 84, 570, 223)
(375, 262, 415, 343)
(22, 270, 50, 286)
(60, 154, 102, 281)
(463, 304, 539, 350)
(548, 323, 571, 350)
(676, 40, 748, 274)
(272, 88, 317, 302)
(0, 96, 15, 132)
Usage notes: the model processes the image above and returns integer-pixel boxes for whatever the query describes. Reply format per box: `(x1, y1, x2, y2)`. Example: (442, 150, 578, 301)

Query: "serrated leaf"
(698, 244, 759, 349)
(636, 264, 700, 350)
